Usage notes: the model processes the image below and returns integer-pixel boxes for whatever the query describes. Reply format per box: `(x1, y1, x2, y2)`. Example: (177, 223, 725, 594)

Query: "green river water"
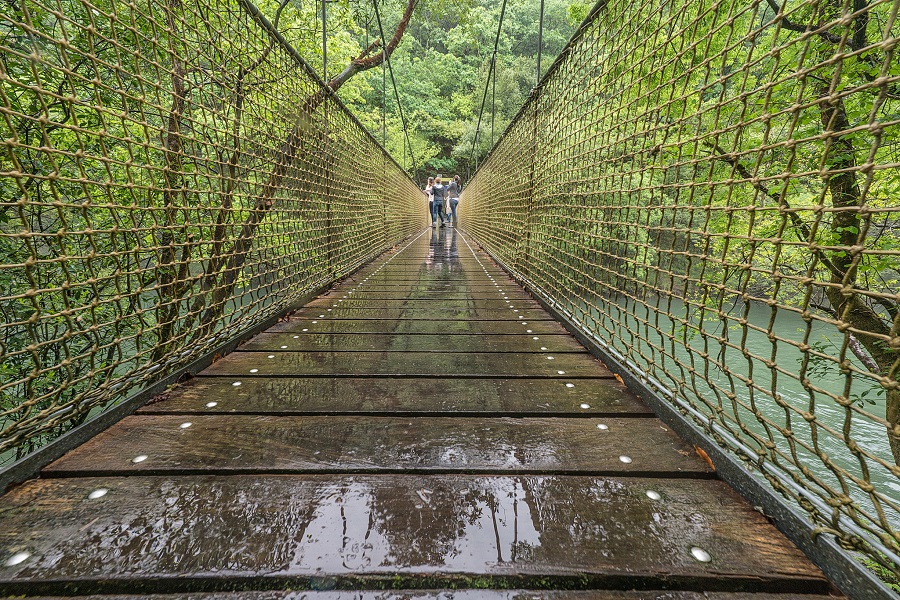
(577, 294, 899, 532)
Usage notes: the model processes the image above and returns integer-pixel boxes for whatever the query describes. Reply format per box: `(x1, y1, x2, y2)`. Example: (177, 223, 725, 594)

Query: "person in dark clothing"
(431, 175, 449, 227)
(424, 177, 438, 227)
(446, 175, 462, 225)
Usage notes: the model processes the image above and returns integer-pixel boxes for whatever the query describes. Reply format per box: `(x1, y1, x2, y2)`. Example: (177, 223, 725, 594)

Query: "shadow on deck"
(0, 227, 837, 598)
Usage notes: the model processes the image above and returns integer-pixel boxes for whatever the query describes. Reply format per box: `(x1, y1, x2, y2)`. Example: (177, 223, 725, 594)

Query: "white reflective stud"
(558, 370, 566, 375)
(527, 330, 533, 333)
(88, 488, 108, 500)
(293, 335, 299, 339)
(232, 381, 242, 387)
(566, 383, 575, 388)
(522, 322, 527, 325)
(327, 309, 332, 312)
(180, 422, 192, 429)
(541, 347, 548, 351)
(646, 490, 661, 500)
(280, 345, 288, 349)
(580, 403, 591, 409)
(519, 316, 524, 319)
(132, 455, 148, 463)
(691, 547, 712, 563)
(619, 455, 632, 464)
(302, 328, 308, 332)
(547, 356, 554, 360)
(312, 321, 318, 324)
(250, 369, 258, 373)
(318, 314, 325, 318)
(4, 552, 29, 567)
(533, 337, 539, 340)
(206, 402, 218, 408)
(267, 355, 275, 359)
(597, 423, 609, 430)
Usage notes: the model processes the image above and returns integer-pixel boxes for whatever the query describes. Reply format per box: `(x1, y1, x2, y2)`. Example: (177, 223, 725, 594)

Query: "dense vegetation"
(255, 0, 585, 182)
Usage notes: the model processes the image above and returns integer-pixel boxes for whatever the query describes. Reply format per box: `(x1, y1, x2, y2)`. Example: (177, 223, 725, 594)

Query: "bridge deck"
(0, 228, 835, 598)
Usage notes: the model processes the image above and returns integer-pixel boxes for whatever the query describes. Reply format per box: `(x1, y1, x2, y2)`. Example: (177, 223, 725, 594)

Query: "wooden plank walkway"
(0, 227, 836, 598)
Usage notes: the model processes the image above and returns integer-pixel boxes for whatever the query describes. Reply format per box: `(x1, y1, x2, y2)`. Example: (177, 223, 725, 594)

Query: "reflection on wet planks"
(0, 227, 834, 597)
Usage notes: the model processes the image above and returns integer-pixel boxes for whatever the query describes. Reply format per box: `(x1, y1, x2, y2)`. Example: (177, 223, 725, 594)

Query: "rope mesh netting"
(462, 0, 900, 577)
(0, 0, 425, 462)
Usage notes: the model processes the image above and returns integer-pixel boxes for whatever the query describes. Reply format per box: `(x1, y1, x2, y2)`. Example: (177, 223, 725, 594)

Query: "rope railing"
(0, 0, 425, 464)
(462, 0, 900, 582)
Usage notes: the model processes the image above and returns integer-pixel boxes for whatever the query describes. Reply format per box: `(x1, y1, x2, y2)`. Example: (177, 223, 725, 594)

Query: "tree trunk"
(192, 0, 418, 334)
(817, 88, 900, 465)
(153, 0, 189, 362)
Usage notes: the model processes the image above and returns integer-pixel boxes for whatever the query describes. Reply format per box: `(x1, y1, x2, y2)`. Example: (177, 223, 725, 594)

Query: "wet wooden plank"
(201, 351, 611, 378)
(330, 283, 520, 290)
(16, 594, 840, 600)
(305, 298, 541, 309)
(341, 278, 514, 287)
(327, 283, 521, 292)
(354, 261, 509, 271)
(346, 274, 510, 283)
(292, 307, 549, 320)
(139, 377, 651, 416)
(43, 416, 707, 475)
(239, 333, 587, 353)
(341, 271, 513, 280)
(267, 318, 570, 335)
(319, 290, 535, 300)
(0, 475, 828, 595)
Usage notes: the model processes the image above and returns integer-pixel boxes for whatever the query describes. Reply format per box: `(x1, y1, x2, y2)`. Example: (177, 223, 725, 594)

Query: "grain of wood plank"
(292, 307, 549, 320)
(239, 333, 587, 353)
(0, 475, 828, 595)
(305, 298, 541, 309)
(200, 351, 610, 378)
(43, 415, 707, 475)
(14, 594, 841, 600)
(267, 319, 566, 335)
(139, 377, 651, 416)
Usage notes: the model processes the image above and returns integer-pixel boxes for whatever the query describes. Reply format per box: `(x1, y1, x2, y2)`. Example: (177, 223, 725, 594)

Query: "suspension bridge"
(1, 0, 899, 597)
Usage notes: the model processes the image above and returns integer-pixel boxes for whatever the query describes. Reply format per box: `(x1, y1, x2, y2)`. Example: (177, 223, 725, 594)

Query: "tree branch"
(811, 303, 881, 371)
(326, 0, 417, 91)
(704, 141, 846, 281)
(192, 0, 419, 335)
(764, 0, 844, 45)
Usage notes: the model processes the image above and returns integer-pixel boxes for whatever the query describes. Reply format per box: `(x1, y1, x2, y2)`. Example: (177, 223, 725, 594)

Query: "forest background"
(254, 0, 586, 183)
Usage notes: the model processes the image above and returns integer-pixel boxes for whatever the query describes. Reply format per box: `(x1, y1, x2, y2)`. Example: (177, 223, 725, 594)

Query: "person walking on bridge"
(446, 175, 462, 225)
(431, 175, 449, 227)
(424, 177, 437, 227)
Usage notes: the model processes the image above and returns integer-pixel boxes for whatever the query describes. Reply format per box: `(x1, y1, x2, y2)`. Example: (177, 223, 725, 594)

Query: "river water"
(575, 293, 899, 533)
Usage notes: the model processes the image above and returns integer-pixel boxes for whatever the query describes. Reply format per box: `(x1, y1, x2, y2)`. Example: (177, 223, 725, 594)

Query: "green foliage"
(862, 556, 900, 592)
(263, 0, 581, 180)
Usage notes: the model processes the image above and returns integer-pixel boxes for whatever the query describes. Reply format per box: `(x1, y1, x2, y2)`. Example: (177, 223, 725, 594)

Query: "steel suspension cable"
(372, 0, 419, 182)
(469, 0, 508, 171)
(536, 0, 544, 84)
